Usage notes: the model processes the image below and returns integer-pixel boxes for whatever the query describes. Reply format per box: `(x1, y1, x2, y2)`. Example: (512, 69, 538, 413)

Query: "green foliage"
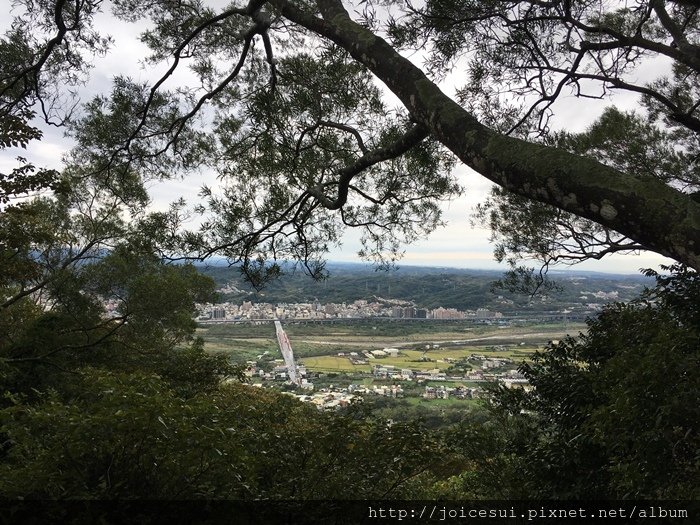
(0, 372, 441, 499)
(184, 40, 458, 273)
(473, 106, 695, 287)
(555, 107, 699, 189)
(1, 1, 110, 206)
(456, 267, 700, 499)
(69, 76, 213, 185)
(0, 110, 59, 204)
(0, 248, 225, 394)
(0, 178, 444, 502)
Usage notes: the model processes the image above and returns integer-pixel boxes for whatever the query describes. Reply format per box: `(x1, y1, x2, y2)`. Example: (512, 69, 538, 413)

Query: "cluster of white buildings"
(197, 299, 502, 322)
(243, 360, 313, 389)
(199, 299, 376, 320)
(290, 390, 358, 410)
(423, 385, 479, 400)
(284, 383, 406, 410)
(348, 384, 404, 397)
(374, 365, 448, 382)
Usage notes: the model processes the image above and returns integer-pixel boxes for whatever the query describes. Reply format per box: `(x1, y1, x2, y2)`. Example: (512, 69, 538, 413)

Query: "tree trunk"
(277, 0, 700, 270)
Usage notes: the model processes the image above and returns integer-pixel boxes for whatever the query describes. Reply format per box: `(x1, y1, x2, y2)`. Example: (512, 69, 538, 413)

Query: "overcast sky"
(2, 1, 674, 274)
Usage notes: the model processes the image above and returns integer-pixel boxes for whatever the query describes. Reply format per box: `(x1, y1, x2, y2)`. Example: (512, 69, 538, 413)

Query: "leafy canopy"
(3, 0, 699, 280)
(454, 265, 700, 499)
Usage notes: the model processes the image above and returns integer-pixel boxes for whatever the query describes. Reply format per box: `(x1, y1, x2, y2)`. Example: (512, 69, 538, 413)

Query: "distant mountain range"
(196, 261, 653, 312)
(196, 258, 651, 276)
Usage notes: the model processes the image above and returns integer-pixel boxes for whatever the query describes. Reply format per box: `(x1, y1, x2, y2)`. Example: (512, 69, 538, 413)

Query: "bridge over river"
(274, 320, 300, 386)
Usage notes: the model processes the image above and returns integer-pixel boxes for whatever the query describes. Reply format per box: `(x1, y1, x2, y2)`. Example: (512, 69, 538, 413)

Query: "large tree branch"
(1, 238, 101, 309)
(307, 124, 428, 210)
(651, 0, 691, 49)
(562, 3, 700, 73)
(274, 0, 700, 270)
(4, 315, 129, 363)
(0, 0, 68, 110)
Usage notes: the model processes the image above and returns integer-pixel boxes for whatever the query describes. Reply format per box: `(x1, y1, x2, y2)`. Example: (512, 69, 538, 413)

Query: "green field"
(402, 396, 481, 407)
(301, 355, 372, 373)
(299, 345, 539, 373)
(198, 320, 584, 367)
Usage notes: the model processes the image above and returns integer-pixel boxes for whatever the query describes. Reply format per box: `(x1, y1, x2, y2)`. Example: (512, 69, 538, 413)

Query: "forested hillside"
(199, 262, 652, 311)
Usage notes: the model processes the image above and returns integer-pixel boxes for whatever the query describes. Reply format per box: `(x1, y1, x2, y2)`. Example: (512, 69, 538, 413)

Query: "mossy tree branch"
(275, 0, 700, 270)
